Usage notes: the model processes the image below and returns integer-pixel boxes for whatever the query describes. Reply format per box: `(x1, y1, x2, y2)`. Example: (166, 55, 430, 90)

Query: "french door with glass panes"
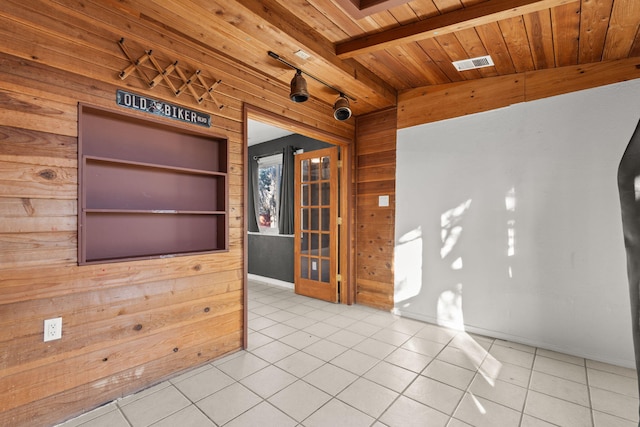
(294, 147, 339, 302)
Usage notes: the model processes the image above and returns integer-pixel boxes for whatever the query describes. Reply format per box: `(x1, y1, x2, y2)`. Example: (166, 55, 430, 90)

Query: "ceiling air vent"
(452, 55, 494, 71)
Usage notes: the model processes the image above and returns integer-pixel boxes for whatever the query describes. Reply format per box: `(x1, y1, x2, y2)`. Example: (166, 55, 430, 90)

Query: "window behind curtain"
(257, 153, 282, 234)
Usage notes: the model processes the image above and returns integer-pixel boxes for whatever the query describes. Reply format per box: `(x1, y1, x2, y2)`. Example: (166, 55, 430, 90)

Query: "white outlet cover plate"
(44, 317, 62, 342)
(379, 195, 389, 207)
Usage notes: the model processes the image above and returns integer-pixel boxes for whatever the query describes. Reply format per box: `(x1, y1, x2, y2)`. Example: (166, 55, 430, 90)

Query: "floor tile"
(303, 339, 348, 361)
(524, 390, 592, 427)
(379, 395, 449, 427)
(422, 359, 475, 391)
(536, 348, 585, 366)
(529, 370, 589, 406)
(436, 345, 483, 372)
(403, 375, 465, 415)
(479, 359, 531, 388)
(78, 409, 130, 427)
(302, 398, 375, 427)
(330, 349, 380, 375)
(150, 405, 215, 427)
(259, 323, 298, 340)
(587, 360, 637, 379)
(414, 323, 457, 345)
(326, 329, 367, 347)
(385, 347, 433, 373)
(337, 377, 398, 418)
(590, 386, 639, 423)
(533, 355, 586, 384)
(344, 320, 383, 337)
(60, 402, 120, 427)
(468, 375, 527, 411)
(488, 344, 535, 369)
(278, 330, 320, 350)
(216, 351, 270, 380)
(454, 393, 522, 427)
(264, 309, 299, 323)
(303, 363, 358, 395)
(593, 410, 638, 427)
(352, 337, 397, 360)
(281, 315, 318, 330)
(249, 340, 297, 363)
(196, 383, 261, 426)
(370, 328, 411, 346)
(247, 331, 274, 350)
(363, 360, 418, 393)
(239, 365, 297, 398)
(119, 385, 190, 427)
(588, 368, 639, 398)
(224, 401, 297, 427)
(172, 366, 236, 402)
(303, 322, 341, 338)
(274, 351, 325, 377)
(402, 336, 446, 357)
(519, 414, 557, 426)
(268, 380, 331, 422)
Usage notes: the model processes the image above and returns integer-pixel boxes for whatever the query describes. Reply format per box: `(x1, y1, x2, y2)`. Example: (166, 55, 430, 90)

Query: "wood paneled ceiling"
(132, 0, 639, 117)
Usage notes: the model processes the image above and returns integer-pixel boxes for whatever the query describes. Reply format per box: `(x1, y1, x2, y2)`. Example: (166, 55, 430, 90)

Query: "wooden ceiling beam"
(336, 0, 580, 59)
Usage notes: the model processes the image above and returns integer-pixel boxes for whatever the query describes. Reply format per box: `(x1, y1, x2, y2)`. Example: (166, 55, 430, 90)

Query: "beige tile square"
(385, 347, 433, 373)
(337, 378, 398, 418)
(303, 398, 374, 427)
(345, 320, 383, 337)
(533, 355, 586, 384)
(524, 390, 591, 427)
(117, 381, 172, 407)
(247, 331, 274, 350)
(587, 360, 638, 379)
(151, 405, 216, 427)
(388, 317, 427, 335)
(488, 344, 535, 369)
(326, 329, 367, 347)
(278, 330, 320, 350)
(454, 393, 521, 427)
(402, 336, 447, 357)
(59, 403, 123, 427)
(380, 395, 449, 427)
(590, 387, 639, 423)
(588, 368, 639, 398)
(173, 366, 236, 402)
(468, 375, 527, 411)
(216, 352, 270, 380)
(479, 360, 531, 388)
(73, 408, 130, 427)
(250, 340, 297, 363)
(265, 309, 298, 323)
(330, 349, 379, 375)
(414, 323, 458, 345)
(224, 401, 297, 427)
(436, 345, 483, 372)
(259, 323, 297, 340)
(536, 348, 585, 366)
(119, 385, 190, 427)
(240, 365, 297, 398)
(423, 359, 475, 391)
(492, 339, 535, 354)
(519, 414, 557, 426)
(352, 338, 397, 359)
(197, 383, 261, 425)
(529, 371, 589, 406)
(447, 419, 474, 427)
(274, 351, 325, 378)
(370, 328, 411, 346)
(593, 410, 639, 427)
(281, 315, 317, 330)
(303, 339, 348, 361)
(363, 360, 418, 393)
(403, 375, 464, 415)
(303, 322, 341, 338)
(268, 380, 331, 422)
(362, 312, 399, 327)
(303, 363, 358, 396)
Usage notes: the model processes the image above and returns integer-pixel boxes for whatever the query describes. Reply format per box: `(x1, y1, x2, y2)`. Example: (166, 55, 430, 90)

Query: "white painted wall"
(395, 79, 640, 367)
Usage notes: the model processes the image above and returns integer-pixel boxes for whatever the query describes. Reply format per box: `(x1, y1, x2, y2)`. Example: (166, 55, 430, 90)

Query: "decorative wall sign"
(116, 90, 211, 127)
(117, 38, 224, 110)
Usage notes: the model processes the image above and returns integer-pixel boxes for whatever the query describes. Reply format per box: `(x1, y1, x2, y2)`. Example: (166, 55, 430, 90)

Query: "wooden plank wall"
(354, 108, 397, 311)
(0, 2, 352, 426)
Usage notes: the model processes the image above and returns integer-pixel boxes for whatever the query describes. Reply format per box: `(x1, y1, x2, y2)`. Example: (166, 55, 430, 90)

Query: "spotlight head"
(333, 94, 351, 121)
(290, 70, 309, 103)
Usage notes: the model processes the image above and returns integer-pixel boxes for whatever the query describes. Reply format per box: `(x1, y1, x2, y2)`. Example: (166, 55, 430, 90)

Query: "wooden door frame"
(242, 104, 355, 349)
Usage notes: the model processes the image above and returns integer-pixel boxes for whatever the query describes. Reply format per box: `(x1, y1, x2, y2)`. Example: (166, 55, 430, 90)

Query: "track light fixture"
(333, 93, 351, 121)
(290, 70, 309, 103)
(268, 51, 356, 120)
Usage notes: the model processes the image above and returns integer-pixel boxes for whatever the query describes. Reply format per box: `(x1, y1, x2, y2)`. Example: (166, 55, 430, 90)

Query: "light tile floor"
(59, 280, 639, 427)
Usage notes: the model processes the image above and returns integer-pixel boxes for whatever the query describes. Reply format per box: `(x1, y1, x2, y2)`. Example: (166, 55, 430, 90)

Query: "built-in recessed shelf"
(78, 104, 228, 264)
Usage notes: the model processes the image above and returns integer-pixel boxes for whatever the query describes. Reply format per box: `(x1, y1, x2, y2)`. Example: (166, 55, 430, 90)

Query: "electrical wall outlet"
(44, 317, 62, 342)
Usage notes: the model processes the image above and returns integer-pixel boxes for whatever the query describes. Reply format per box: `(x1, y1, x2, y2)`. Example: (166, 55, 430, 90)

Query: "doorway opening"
(244, 105, 354, 349)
